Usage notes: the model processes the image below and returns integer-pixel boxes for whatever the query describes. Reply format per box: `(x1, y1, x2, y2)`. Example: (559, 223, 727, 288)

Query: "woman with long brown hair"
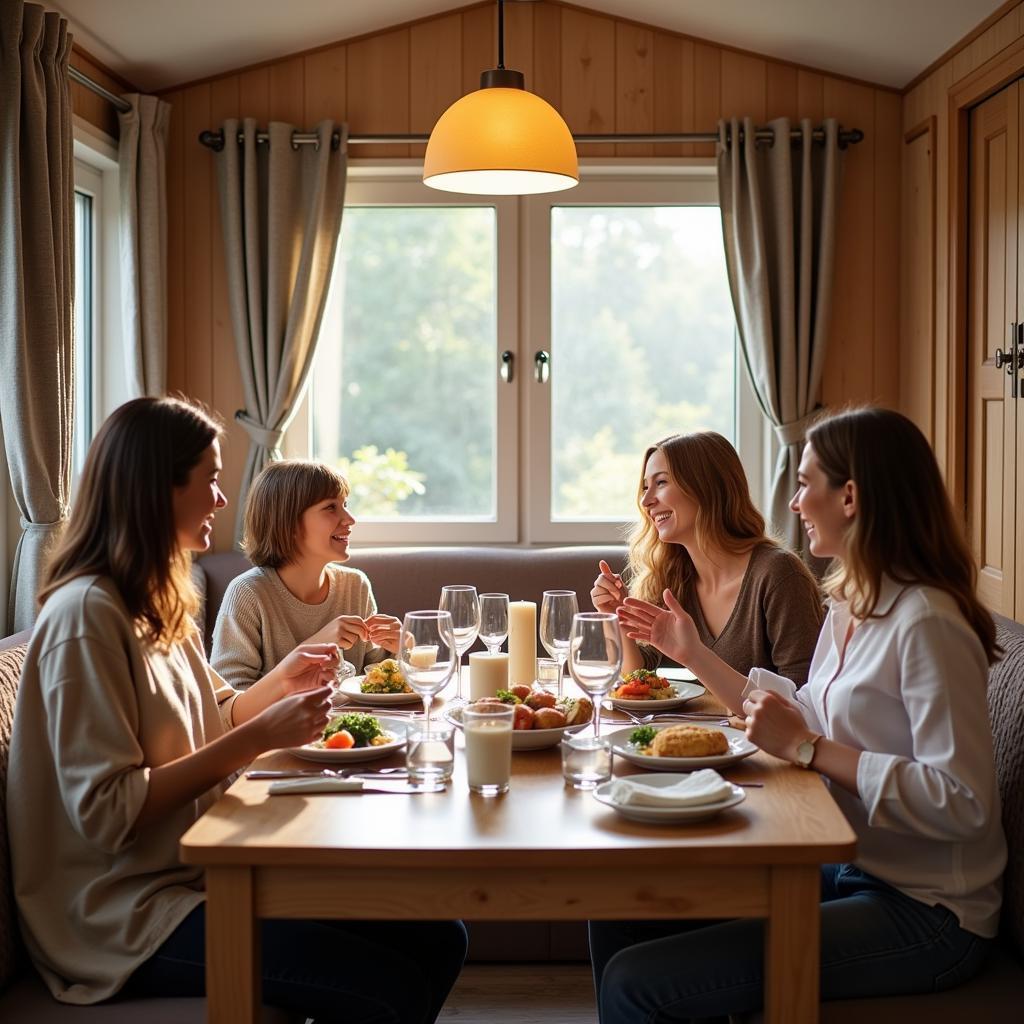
(592, 431, 823, 682)
(592, 408, 1006, 1020)
(7, 397, 467, 1019)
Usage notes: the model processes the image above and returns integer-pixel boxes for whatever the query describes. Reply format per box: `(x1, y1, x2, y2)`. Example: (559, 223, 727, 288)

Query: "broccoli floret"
(629, 725, 657, 748)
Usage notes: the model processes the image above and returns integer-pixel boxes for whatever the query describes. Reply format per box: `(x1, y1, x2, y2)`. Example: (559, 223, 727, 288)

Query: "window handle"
(534, 350, 550, 384)
(500, 350, 514, 383)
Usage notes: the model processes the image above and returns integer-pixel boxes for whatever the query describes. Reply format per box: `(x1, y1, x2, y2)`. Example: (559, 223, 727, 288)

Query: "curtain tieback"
(18, 516, 68, 533)
(235, 411, 284, 451)
(774, 412, 820, 447)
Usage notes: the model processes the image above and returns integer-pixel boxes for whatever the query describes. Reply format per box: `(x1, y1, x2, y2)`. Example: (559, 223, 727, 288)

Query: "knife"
(267, 778, 443, 795)
(246, 769, 408, 780)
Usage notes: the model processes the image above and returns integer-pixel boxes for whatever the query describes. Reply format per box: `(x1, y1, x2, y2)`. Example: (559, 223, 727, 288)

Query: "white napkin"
(268, 778, 365, 795)
(609, 769, 733, 807)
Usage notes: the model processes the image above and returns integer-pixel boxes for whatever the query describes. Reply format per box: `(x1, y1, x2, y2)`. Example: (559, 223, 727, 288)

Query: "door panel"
(968, 83, 1018, 615)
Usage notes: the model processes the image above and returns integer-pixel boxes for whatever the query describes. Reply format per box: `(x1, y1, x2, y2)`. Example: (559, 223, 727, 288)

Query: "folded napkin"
(609, 769, 733, 807)
(268, 778, 365, 795)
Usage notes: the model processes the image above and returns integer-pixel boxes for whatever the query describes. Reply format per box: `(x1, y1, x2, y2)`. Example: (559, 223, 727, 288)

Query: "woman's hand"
(248, 685, 334, 752)
(591, 559, 626, 613)
(276, 643, 341, 695)
(742, 689, 814, 762)
(306, 615, 369, 650)
(365, 614, 402, 654)
(617, 589, 701, 665)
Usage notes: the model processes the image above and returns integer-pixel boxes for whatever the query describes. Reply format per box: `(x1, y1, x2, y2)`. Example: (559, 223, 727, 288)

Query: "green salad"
(323, 712, 385, 748)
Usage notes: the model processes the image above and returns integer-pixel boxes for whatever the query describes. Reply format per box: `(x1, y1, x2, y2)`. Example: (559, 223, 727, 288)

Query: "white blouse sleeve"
(743, 666, 826, 732)
(857, 613, 995, 842)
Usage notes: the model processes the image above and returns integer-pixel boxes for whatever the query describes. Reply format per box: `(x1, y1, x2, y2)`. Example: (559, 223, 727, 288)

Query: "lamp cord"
(497, 0, 505, 69)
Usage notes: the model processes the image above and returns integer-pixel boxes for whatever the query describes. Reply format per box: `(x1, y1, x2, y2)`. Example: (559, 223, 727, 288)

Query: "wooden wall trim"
(946, 40, 1024, 512)
(903, 0, 1020, 94)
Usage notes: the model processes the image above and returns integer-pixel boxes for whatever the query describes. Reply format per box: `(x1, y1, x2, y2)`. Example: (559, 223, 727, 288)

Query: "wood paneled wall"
(158, 0, 901, 551)
(70, 46, 131, 140)
(901, 2, 1024, 479)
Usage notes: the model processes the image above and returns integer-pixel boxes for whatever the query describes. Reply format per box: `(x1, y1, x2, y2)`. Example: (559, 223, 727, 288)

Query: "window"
(301, 167, 754, 544)
(72, 176, 96, 480)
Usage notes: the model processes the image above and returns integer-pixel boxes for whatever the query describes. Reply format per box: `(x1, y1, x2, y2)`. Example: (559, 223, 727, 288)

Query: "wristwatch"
(794, 732, 822, 769)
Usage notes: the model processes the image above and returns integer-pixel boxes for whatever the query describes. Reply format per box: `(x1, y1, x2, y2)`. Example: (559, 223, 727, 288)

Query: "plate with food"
(445, 689, 592, 750)
(337, 659, 420, 705)
(608, 668, 706, 711)
(607, 723, 757, 770)
(289, 712, 408, 763)
(592, 772, 746, 824)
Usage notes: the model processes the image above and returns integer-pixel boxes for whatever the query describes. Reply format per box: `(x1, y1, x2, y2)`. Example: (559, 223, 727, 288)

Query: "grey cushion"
(196, 545, 630, 654)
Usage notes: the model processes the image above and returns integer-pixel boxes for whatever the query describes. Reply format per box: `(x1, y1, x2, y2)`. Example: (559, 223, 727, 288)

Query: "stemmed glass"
(567, 612, 623, 740)
(439, 585, 480, 702)
(539, 590, 578, 696)
(398, 610, 457, 734)
(478, 593, 510, 654)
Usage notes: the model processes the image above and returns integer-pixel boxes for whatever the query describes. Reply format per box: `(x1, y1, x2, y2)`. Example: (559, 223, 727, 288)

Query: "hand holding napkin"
(609, 769, 733, 807)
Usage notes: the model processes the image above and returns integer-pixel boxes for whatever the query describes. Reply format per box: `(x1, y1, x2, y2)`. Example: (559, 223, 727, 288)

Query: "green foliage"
(338, 445, 425, 518)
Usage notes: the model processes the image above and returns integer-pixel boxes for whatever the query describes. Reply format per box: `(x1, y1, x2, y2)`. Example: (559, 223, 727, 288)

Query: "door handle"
(995, 322, 1019, 399)
(500, 350, 514, 384)
(534, 350, 550, 384)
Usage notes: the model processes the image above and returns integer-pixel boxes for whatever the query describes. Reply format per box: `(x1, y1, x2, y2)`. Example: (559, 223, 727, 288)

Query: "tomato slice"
(324, 729, 355, 749)
(620, 681, 651, 696)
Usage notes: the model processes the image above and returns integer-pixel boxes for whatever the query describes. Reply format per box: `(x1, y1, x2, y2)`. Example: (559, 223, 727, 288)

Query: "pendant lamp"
(423, 0, 578, 195)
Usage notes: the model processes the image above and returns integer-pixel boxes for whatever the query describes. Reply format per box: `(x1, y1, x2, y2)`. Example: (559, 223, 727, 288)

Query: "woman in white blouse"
(593, 407, 1007, 1021)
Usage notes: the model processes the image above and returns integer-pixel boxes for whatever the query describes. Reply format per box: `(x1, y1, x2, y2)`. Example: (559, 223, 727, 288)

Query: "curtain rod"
(198, 126, 864, 152)
(68, 65, 132, 113)
(67, 63, 865, 150)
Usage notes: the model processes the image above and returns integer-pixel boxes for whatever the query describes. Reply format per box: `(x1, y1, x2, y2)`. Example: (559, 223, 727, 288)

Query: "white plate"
(609, 678, 706, 711)
(593, 774, 746, 823)
(336, 677, 421, 705)
(659, 666, 698, 682)
(289, 716, 409, 763)
(444, 706, 587, 751)
(607, 724, 757, 770)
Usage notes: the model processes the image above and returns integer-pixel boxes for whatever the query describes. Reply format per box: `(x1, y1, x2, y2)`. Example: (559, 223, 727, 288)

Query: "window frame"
(292, 160, 768, 546)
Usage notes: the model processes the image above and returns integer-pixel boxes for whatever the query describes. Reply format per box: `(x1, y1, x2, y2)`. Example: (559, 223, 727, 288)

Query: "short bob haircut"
(242, 460, 349, 568)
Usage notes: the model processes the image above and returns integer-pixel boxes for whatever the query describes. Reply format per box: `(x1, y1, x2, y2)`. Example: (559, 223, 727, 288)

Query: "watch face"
(796, 739, 814, 767)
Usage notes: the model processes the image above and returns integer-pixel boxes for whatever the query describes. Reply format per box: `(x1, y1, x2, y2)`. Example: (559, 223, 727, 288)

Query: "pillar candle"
(469, 652, 510, 700)
(508, 600, 537, 686)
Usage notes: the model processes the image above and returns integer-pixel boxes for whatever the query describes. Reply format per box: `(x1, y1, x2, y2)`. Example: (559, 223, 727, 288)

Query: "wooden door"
(967, 83, 1019, 616)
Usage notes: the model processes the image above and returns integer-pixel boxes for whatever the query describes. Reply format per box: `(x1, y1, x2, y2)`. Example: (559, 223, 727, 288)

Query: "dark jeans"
(589, 864, 992, 1023)
(122, 905, 468, 1024)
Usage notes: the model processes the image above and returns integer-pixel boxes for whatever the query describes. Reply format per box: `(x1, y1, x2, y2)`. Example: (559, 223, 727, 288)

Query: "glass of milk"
(463, 701, 514, 797)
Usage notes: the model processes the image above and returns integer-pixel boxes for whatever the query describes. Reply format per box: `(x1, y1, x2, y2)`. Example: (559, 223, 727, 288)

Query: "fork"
(246, 767, 408, 780)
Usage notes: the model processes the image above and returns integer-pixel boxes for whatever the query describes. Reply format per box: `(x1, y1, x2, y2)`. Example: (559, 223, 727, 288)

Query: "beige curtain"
(215, 118, 347, 543)
(118, 93, 171, 397)
(717, 116, 841, 556)
(0, 3, 74, 632)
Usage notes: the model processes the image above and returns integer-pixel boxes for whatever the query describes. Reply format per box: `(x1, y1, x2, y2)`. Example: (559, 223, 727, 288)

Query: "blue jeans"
(589, 864, 991, 1023)
(121, 905, 468, 1023)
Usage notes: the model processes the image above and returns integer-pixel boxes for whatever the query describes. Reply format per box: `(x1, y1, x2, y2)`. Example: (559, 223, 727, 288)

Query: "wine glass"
(567, 612, 623, 740)
(478, 593, 510, 655)
(439, 585, 480, 702)
(539, 590, 578, 697)
(398, 610, 457, 734)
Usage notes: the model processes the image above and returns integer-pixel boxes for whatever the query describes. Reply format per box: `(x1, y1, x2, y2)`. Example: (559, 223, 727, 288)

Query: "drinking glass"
(463, 702, 514, 796)
(439, 585, 480, 702)
(399, 610, 457, 734)
(539, 590, 578, 697)
(567, 611, 623, 740)
(478, 593, 510, 655)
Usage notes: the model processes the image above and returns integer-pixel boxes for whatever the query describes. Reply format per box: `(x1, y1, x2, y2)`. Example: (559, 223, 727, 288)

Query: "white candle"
(408, 645, 438, 668)
(469, 652, 510, 700)
(508, 600, 537, 686)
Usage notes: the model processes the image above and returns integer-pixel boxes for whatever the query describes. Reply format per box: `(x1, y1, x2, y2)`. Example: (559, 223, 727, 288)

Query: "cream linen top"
(746, 577, 1007, 937)
(7, 575, 240, 1003)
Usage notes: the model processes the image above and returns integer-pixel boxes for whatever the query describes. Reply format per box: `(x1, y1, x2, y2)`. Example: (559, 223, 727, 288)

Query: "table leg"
(206, 866, 260, 1024)
(764, 865, 819, 1024)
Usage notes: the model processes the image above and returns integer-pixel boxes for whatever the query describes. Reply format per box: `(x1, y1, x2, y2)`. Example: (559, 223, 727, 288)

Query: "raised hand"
(276, 643, 341, 694)
(250, 685, 333, 751)
(591, 559, 626, 613)
(365, 613, 402, 654)
(305, 615, 369, 650)
(617, 589, 702, 666)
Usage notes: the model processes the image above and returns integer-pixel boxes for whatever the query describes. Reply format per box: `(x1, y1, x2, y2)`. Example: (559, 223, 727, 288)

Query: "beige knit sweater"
(211, 564, 390, 689)
(7, 575, 239, 1003)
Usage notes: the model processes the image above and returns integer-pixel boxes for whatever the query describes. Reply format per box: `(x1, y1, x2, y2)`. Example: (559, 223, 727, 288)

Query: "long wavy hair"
(627, 432, 778, 604)
(808, 407, 997, 662)
(39, 396, 222, 648)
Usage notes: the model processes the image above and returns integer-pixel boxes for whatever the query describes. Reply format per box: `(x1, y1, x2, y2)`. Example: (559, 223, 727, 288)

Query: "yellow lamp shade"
(424, 86, 578, 195)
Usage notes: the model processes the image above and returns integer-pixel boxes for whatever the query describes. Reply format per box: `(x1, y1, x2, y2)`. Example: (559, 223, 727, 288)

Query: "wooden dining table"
(180, 696, 856, 1024)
